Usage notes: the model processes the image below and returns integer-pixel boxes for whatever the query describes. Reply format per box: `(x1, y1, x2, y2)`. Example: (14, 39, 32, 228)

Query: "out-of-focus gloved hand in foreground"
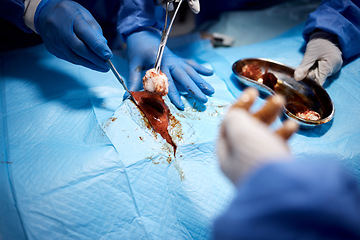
(35, 0, 112, 72)
(294, 31, 343, 86)
(126, 30, 214, 110)
(156, 0, 200, 14)
(217, 88, 299, 184)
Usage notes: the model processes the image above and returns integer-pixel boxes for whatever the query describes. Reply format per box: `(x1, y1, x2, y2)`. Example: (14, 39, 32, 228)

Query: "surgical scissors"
(154, 0, 183, 74)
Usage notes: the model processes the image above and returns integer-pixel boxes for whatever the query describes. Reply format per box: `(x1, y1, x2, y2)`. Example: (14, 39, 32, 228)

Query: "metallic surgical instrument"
(154, 0, 183, 74)
(107, 60, 138, 105)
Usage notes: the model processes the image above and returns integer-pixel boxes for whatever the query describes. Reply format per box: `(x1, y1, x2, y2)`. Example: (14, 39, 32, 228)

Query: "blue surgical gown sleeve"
(0, 0, 32, 32)
(117, 0, 165, 43)
(303, 0, 360, 60)
(213, 161, 360, 240)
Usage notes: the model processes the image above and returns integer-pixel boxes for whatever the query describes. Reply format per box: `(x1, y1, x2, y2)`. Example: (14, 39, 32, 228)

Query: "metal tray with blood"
(232, 58, 334, 128)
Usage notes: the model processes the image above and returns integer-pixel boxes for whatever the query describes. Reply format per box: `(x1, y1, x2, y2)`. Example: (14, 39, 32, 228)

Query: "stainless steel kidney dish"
(232, 58, 334, 128)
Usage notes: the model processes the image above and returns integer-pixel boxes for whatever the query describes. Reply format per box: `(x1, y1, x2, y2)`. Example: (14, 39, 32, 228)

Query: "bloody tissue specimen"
(241, 64, 278, 90)
(131, 91, 176, 153)
(262, 72, 278, 90)
(296, 110, 321, 121)
(241, 64, 263, 80)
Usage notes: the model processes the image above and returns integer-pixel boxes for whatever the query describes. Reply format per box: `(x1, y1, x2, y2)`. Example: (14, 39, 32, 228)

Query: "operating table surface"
(1, 2, 360, 239)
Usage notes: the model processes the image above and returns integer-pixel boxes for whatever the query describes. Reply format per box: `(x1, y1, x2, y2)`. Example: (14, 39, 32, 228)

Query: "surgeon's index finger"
(231, 88, 258, 111)
(74, 15, 112, 60)
(253, 94, 285, 125)
(276, 119, 298, 140)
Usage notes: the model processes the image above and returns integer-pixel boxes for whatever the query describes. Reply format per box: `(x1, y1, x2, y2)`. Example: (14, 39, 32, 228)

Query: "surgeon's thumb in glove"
(294, 31, 343, 85)
(217, 88, 298, 184)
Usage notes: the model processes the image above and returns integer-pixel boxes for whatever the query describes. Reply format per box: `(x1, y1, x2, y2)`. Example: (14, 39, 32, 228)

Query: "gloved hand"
(217, 88, 298, 184)
(156, 0, 200, 14)
(35, 0, 112, 72)
(294, 31, 343, 85)
(126, 30, 214, 110)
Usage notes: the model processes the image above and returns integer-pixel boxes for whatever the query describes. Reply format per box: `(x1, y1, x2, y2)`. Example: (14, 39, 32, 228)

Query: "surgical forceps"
(154, 0, 183, 74)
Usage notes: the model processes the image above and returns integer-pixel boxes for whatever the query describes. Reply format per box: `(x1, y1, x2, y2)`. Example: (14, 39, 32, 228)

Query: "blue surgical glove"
(35, 0, 113, 72)
(126, 30, 214, 110)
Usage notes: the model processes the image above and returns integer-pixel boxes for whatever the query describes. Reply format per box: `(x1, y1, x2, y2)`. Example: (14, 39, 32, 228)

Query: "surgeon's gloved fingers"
(77, 9, 104, 35)
(317, 60, 337, 85)
(295, 31, 343, 84)
(294, 46, 318, 82)
(218, 109, 290, 183)
(316, 74, 327, 86)
(184, 66, 214, 95)
(307, 64, 329, 86)
(171, 67, 208, 103)
(294, 66, 309, 82)
(73, 16, 112, 61)
(186, 60, 213, 76)
(187, 0, 200, 14)
(275, 119, 299, 140)
(164, 69, 184, 110)
(294, 57, 317, 82)
(217, 93, 294, 183)
(217, 126, 237, 183)
(217, 111, 249, 183)
(69, 37, 110, 70)
(217, 126, 227, 161)
(253, 95, 285, 125)
(58, 47, 110, 72)
(232, 88, 258, 110)
(124, 61, 142, 99)
(307, 68, 316, 82)
(307, 67, 325, 85)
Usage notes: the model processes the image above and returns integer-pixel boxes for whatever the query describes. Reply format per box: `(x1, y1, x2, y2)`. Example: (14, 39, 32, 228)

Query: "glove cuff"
(33, 0, 67, 34)
(24, 0, 44, 33)
(310, 30, 340, 47)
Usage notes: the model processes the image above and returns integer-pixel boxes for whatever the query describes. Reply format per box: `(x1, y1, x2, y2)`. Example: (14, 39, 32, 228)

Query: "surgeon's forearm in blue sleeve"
(33, 0, 112, 72)
(303, 0, 360, 60)
(213, 161, 360, 239)
(0, 0, 32, 32)
(117, 0, 165, 43)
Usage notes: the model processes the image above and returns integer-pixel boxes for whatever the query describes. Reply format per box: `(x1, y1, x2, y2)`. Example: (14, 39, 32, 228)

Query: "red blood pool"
(131, 91, 176, 153)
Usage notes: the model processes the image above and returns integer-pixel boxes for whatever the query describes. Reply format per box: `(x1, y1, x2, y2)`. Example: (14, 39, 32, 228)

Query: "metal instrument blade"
(107, 60, 138, 105)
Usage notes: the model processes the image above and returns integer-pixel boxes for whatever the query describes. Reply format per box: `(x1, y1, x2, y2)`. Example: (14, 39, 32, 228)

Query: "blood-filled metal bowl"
(232, 58, 334, 128)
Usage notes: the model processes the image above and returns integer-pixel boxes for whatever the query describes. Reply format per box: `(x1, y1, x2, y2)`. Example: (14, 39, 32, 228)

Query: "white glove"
(294, 31, 343, 85)
(156, 0, 200, 14)
(217, 88, 299, 184)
